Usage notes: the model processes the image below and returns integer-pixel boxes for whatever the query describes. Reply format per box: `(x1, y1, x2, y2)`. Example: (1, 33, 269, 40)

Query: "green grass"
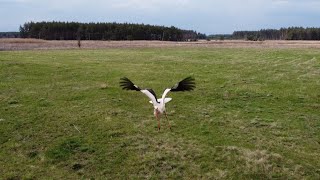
(0, 48, 319, 179)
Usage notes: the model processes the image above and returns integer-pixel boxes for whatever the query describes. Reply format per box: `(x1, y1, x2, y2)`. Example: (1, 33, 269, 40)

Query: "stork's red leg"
(164, 111, 171, 130)
(156, 112, 160, 131)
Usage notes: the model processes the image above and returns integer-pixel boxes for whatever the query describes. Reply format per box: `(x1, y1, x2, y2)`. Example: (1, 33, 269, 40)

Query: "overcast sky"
(1, 0, 319, 34)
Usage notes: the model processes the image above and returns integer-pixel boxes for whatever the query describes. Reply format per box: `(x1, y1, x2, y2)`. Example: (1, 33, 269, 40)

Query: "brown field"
(1, 38, 320, 50)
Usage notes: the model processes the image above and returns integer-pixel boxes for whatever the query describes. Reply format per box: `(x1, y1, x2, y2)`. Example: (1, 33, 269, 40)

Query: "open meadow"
(0, 45, 319, 179)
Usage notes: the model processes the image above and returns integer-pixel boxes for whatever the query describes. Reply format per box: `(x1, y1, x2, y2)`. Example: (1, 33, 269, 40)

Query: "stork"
(120, 77, 195, 131)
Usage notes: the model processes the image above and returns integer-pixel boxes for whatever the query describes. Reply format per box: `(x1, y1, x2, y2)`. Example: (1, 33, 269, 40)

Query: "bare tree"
(76, 26, 83, 48)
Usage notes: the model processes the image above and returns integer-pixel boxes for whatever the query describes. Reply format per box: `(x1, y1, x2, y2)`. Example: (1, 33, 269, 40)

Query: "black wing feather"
(119, 77, 141, 91)
(171, 76, 195, 92)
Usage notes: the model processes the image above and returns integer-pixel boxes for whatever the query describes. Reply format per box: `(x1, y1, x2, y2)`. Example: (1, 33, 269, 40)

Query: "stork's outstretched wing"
(120, 77, 159, 105)
(120, 77, 141, 91)
(161, 76, 195, 101)
(171, 76, 195, 92)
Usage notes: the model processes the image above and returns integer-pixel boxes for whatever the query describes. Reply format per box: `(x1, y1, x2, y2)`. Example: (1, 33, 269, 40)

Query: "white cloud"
(111, 0, 192, 10)
(272, 0, 289, 5)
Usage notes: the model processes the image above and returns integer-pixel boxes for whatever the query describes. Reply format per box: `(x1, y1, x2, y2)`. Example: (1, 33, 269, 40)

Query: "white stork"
(120, 77, 195, 131)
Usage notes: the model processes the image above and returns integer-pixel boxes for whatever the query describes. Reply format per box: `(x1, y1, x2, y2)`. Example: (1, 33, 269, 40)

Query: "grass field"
(0, 47, 319, 179)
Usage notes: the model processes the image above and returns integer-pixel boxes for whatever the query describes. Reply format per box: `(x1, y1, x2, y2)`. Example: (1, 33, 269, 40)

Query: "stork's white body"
(152, 98, 172, 115)
(142, 88, 172, 114)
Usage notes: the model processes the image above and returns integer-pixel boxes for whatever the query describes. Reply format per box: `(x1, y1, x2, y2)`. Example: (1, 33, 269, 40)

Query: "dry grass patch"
(1, 39, 320, 51)
(126, 133, 204, 178)
(0, 38, 47, 43)
(214, 146, 307, 179)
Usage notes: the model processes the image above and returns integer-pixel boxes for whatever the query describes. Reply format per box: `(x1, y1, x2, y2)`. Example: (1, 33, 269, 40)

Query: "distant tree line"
(19, 21, 205, 41)
(0, 32, 20, 38)
(232, 27, 320, 41)
(207, 34, 233, 40)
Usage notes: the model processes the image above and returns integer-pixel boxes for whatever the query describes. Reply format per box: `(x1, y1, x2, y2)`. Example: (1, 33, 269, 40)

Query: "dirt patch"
(1, 38, 320, 51)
